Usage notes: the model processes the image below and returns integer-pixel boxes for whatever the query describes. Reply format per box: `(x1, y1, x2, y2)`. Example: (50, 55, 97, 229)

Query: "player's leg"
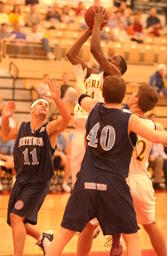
(70, 131, 85, 187)
(10, 213, 26, 256)
(143, 222, 167, 256)
(25, 223, 41, 239)
(61, 155, 71, 193)
(77, 220, 99, 256)
(123, 232, 141, 256)
(25, 223, 54, 254)
(46, 227, 75, 256)
(110, 234, 123, 256)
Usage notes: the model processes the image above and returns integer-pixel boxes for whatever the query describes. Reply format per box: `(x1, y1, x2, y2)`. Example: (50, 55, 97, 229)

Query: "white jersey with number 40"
(74, 72, 104, 129)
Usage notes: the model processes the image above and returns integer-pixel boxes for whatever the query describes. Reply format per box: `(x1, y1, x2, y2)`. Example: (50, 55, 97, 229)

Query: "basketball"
(84, 6, 109, 29)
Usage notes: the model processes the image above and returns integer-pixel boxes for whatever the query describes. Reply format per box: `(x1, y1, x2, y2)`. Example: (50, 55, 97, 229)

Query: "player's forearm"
(79, 94, 97, 113)
(54, 98, 71, 125)
(1, 116, 11, 138)
(67, 29, 91, 62)
(90, 22, 102, 55)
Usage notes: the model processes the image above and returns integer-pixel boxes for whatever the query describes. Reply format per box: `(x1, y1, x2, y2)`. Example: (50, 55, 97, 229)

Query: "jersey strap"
(78, 93, 91, 106)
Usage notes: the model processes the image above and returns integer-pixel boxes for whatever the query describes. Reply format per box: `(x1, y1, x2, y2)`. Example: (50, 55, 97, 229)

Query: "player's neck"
(134, 109, 145, 118)
(104, 102, 121, 109)
(31, 116, 46, 131)
(130, 105, 145, 117)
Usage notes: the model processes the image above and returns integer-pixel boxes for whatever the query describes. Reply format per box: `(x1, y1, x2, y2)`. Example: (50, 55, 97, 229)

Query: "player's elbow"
(63, 114, 71, 128)
(90, 45, 98, 55)
(66, 51, 75, 63)
(152, 134, 163, 144)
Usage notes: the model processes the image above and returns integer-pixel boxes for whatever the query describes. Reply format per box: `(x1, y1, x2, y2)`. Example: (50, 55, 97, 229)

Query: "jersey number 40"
(86, 122, 115, 151)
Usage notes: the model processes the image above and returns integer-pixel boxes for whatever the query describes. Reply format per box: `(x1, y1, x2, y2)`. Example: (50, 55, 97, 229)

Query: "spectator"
(108, 10, 122, 29)
(149, 143, 167, 190)
(11, 22, 26, 40)
(149, 64, 167, 97)
(61, 5, 74, 24)
(0, 23, 14, 40)
(130, 14, 144, 43)
(26, 22, 54, 60)
(37, 73, 50, 97)
(133, 14, 143, 34)
(25, 0, 39, 4)
(8, 4, 24, 26)
(146, 8, 161, 36)
(53, 132, 71, 193)
(24, 4, 41, 27)
(0, 97, 16, 191)
(0, 1, 9, 25)
(148, 113, 167, 190)
(45, 4, 62, 23)
(112, 21, 130, 42)
(75, 1, 85, 16)
(60, 72, 72, 98)
(63, 87, 77, 107)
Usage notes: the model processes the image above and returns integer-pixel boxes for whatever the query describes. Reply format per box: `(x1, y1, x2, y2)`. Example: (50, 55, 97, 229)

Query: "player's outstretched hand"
(2, 101, 15, 118)
(48, 79, 61, 101)
(94, 7, 107, 26)
(73, 64, 87, 89)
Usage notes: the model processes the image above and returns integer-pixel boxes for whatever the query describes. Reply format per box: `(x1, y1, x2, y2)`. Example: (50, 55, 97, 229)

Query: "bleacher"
(0, 0, 166, 129)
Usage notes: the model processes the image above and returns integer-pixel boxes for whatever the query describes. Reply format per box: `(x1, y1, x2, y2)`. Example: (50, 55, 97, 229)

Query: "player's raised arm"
(46, 80, 71, 137)
(90, 8, 121, 76)
(66, 29, 95, 75)
(1, 101, 18, 140)
(129, 114, 167, 145)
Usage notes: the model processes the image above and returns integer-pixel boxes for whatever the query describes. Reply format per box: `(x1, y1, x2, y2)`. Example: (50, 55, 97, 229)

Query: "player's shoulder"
(122, 108, 131, 114)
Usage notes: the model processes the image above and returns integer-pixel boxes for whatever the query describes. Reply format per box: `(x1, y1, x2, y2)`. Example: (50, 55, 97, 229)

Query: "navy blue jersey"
(81, 103, 135, 179)
(13, 122, 55, 184)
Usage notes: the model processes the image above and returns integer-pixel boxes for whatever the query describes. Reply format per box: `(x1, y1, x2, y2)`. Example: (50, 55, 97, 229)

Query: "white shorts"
(127, 174, 155, 224)
(71, 130, 85, 186)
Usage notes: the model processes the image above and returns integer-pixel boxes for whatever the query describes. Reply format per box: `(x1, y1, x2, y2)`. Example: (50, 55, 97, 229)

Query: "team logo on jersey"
(15, 200, 24, 210)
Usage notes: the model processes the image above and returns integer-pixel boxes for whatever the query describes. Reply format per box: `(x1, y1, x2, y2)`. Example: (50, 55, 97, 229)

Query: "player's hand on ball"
(2, 101, 15, 118)
(48, 79, 61, 101)
(94, 7, 108, 26)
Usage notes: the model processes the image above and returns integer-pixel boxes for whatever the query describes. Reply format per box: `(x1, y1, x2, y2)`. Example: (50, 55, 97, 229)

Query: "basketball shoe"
(37, 230, 54, 255)
(105, 234, 123, 256)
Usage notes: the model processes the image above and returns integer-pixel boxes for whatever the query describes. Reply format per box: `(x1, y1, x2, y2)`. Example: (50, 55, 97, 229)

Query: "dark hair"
(102, 75, 126, 104)
(119, 55, 127, 75)
(138, 84, 158, 113)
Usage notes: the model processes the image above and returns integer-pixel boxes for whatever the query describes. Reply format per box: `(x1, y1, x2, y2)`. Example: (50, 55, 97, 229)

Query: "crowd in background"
(0, 0, 167, 55)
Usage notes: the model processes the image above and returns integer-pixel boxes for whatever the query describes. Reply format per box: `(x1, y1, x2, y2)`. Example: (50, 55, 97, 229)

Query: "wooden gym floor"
(0, 191, 167, 255)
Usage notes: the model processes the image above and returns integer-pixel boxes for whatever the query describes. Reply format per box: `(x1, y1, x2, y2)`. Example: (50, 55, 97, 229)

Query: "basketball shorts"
(61, 174, 138, 235)
(7, 180, 50, 225)
(127, 174, 155, 224)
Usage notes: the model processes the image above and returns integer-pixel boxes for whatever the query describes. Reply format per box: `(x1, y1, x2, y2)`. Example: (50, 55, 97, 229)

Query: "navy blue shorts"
(7, 180, 50, 225)
(61, 174, 138, 235)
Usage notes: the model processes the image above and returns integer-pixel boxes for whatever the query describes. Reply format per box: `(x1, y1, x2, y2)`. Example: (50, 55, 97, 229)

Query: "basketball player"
(68, 8, 127, 255)
(68, 6, 127, 185)
(126, 85, 167, 256)
(46, 75, 167, 256)
(80, 83, 167, 255)
(1, 80, 71, 256)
